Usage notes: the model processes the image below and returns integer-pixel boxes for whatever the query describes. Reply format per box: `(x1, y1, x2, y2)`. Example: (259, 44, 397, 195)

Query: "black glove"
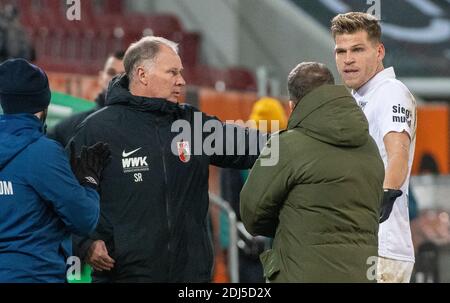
(70, 141, 111, 190)
(379, 189, 403, 223)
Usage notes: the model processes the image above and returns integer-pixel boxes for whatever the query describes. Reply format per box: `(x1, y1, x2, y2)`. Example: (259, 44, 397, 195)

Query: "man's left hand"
(380, 189, 403, 223)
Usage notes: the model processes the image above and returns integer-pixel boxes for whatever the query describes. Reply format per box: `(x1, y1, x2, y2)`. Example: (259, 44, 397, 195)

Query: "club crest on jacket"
(177, 141, 191, 163)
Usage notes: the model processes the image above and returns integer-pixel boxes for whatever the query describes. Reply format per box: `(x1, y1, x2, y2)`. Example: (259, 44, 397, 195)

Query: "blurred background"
(1, 0, 449, 283)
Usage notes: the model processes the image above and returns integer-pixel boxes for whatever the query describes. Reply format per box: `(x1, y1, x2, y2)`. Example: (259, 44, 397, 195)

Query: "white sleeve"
(375, 81, 416, 140)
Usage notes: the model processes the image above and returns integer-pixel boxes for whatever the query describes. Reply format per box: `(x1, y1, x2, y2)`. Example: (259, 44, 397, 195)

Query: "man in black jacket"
(70, 36, 264, 282)
(48, 51, 125, 147)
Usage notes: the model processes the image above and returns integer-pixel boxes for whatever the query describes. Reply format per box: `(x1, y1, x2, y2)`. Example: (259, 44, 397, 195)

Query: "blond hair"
(331, 12, 381, 43)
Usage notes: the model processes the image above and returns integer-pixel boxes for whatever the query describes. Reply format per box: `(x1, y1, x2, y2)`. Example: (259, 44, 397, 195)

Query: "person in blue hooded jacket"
(0, 59, 110, 283)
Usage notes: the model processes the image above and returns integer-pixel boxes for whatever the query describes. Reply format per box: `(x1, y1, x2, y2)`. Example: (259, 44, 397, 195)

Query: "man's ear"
(137, 67, 147, 86)
(377, 43, 385, 62)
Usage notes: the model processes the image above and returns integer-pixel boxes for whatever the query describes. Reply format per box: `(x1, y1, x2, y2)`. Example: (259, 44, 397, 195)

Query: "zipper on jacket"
(155, 122, 172, 275)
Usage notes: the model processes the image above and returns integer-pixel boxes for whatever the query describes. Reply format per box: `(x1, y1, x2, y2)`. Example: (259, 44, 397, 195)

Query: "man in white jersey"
(331, 12, 416, 283)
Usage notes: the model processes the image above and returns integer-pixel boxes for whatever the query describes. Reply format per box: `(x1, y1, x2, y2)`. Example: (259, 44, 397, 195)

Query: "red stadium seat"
(183, 65, 226, 88)
(171, 31, 201, 67)
(12, 3, 224, 84)
(92, 0, 124, 15)
(223, 67, 257, 91)
(125, 13, 183, 36)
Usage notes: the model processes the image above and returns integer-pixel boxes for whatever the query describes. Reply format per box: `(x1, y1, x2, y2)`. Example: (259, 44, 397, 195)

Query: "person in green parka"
(240, 62, 385, 283)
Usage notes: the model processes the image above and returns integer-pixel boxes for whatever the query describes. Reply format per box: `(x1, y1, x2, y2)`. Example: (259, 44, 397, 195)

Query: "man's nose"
(344, 53, 355, 65)
(177, 74, 186, 86)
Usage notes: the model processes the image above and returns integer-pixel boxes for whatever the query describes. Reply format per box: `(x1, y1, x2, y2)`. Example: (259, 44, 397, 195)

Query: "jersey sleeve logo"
(392, 104, 412, 127)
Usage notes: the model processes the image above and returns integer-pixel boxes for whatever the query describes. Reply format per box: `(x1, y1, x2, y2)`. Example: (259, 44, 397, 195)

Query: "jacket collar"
(105, 74, 182, 117)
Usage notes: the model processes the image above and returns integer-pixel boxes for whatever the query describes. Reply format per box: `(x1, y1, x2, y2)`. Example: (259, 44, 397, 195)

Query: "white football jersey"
(352, 67, 416, 262)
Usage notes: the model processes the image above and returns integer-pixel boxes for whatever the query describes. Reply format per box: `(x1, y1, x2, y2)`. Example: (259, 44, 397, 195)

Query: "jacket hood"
(288, 85, 368, 147)
(94, 89, 107, 108)
(0, 114, 44, 170)
(105, 74, 182, 117)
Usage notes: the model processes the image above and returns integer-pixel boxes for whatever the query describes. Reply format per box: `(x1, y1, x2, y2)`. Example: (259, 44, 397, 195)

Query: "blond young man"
(331, 12, 417, 283)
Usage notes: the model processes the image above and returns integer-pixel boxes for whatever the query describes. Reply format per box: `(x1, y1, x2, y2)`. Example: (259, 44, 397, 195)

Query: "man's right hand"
(86, 240, 115, 272)
(70, 141, 111, 190)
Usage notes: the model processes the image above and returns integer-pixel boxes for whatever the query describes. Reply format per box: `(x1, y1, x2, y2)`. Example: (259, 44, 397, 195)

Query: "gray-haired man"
(71, 36, 264, 282)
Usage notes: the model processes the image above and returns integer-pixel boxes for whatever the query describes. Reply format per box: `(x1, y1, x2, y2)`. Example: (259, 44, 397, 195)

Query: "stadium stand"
(291, 0, 450, 78)
(1, 0, 256, 91)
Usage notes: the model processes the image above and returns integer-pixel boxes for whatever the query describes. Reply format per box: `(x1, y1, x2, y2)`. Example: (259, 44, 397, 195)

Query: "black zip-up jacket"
(71, 75, 262, 282)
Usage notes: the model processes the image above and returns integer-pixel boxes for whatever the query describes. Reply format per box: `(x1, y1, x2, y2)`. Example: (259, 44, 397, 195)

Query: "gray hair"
(123, 36, 179, 81)
(288, 62, 335, 105)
